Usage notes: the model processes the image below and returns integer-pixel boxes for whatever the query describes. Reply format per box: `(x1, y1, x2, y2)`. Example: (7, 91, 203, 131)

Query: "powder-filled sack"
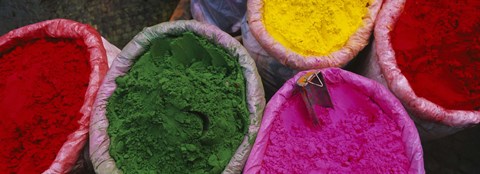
(191, 0, 247, 34)
(358, 0, 480, 140)
(242, 0, 382, 99)
(69, 37, 120, 174)
(244, 68, 424, 173)
(0, 19, 109, 173)
(89, 20, 265, 174)
(101, 37, 121, 67)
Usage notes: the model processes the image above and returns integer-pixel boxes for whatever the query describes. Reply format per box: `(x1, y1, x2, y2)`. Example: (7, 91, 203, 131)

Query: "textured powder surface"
(263, 0, 370, 56)
(0, 38, 90, 173)
(259, 79, 409, 173)
(107, 32, 249, 173)
(391, 0, 480, 110)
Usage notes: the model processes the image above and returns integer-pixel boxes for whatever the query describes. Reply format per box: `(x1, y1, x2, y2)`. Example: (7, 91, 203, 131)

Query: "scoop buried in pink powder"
(296, 71, 333, 127)
(244, 68, 424, 174)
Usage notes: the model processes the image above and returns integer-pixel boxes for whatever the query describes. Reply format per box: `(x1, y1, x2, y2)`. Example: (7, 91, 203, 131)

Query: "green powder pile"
(106, 32, 249, 173)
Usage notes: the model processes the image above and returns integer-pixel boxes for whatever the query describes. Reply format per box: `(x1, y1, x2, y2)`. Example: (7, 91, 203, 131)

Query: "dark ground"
(422, 125, 480, 174)
(0, 0, 179, 48)
(1, 1, 479, 173)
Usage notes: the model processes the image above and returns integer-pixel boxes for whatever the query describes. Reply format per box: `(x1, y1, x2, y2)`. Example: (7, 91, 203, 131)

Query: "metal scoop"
(296, 71, 333, 127)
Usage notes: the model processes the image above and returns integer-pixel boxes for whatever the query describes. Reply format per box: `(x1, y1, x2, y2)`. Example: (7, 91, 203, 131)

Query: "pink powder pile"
(258, 72, 410, 173)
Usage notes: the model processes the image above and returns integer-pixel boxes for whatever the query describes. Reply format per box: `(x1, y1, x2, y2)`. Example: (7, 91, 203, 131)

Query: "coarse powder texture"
(107, 32, 249, 173)
(391, 0, 480, 110)
(263, 0, 370, 56)
(259, 79, 409, 173)
(0, 38, 91, 173)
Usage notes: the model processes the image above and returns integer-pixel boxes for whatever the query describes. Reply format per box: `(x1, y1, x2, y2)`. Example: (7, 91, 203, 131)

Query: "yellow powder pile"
(263, 0, 370, 56)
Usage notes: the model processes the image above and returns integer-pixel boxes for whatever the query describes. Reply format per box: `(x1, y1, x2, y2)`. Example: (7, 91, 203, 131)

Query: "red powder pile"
(0, 38, 91, 173)
(391, 0, 480, 110)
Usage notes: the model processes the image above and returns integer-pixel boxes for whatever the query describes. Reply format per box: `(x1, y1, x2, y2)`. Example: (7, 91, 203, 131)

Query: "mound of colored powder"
(107, 32, 249, 173)
(391, 0, 480, 110)
(260, 78, 409, 173)
(0, 38, 91, 173)
(263, 0, 370, 56)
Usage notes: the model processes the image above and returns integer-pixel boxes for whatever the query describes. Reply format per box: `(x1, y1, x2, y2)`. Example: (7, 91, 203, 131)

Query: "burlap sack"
(0, 19, 109, 174)
(358, 0, 480, 140)
(244, 68, 424, 174)
(191, 0, 247, 34)
(242, 0, 382, 99)
(89, 20, 265, 174)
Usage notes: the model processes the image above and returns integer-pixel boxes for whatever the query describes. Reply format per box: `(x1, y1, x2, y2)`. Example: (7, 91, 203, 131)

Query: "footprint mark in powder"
(186, 111, 210, 137)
